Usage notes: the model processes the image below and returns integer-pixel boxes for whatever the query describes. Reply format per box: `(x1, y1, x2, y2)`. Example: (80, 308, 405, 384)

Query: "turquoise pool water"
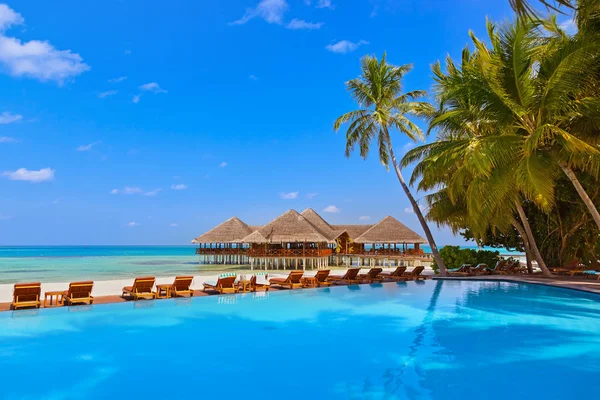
(1, 280, 599, 399)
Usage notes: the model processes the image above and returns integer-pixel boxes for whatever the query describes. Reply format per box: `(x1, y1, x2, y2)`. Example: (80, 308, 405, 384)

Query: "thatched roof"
(241, 209, 334, 244)
(192, 217, 254, 243)
(300, 208, 338, 240)
(330, 224, 372, 239)
(353, 216, 427, 244)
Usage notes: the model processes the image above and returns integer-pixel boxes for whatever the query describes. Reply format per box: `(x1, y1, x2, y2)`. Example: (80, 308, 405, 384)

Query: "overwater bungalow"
(193, 208, 429, 269)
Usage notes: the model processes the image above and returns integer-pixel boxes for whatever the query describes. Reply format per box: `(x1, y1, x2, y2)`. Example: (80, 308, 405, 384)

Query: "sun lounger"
(171, 276, 194, 297)
(359, 268, 384, 283)
(122, 276, 156, 300)
(489, 260, 509, 275)
(328, 268, 362, 284)
(448, 264, 472, 277)
(470, 263, 488, 275)
(251, 272, 270, 291)
(314, 270, 332, 287)
(63, 281, 94, 305)
(269, 270, 304, 289)
(404, 266, 426, 280)
(379, 266, 407, 281)
(12, 282, 42, 310)
(203, 273, 238, 294)
(584, 270, 600, 280)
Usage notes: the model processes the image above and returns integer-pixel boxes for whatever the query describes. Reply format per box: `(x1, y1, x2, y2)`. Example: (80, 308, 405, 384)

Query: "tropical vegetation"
(333, 54, 449, 276)
(335, 0, 599, 276)
(432, 246, 500, 272)
(401, 0, 600, 275)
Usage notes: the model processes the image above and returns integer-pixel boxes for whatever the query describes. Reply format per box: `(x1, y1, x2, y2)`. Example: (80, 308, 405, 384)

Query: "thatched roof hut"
(330, 224, 372, 240)
(300, 208, 339, 240)
(192, 216, 254, 243)
(353, 216, 426, 244)
(241, 209, 334, 244)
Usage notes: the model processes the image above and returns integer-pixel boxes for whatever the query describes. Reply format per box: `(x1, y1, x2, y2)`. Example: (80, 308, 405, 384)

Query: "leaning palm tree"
(334, 54, 449, 276)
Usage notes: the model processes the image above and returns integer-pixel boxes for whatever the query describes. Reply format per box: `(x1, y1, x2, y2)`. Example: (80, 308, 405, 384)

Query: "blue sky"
(0, 0, 520, 245)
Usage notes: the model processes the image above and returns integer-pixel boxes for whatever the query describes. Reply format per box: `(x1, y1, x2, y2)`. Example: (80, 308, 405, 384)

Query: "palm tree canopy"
(333, 53, 432, 169)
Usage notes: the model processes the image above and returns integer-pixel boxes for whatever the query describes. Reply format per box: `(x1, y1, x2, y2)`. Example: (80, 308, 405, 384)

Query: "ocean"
(0, 245, 524, 284)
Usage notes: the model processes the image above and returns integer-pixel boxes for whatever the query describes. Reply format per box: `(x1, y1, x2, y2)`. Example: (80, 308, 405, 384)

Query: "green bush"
(432, 245, 500, 273)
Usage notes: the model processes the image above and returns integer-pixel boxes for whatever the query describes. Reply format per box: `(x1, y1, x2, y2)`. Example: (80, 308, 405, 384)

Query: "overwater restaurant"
(192, 208, 429, 270)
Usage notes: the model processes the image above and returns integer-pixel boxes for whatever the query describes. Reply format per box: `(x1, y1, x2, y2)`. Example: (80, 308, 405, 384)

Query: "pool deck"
(1, 274, 599, 312)
(434, 275, 600, 295)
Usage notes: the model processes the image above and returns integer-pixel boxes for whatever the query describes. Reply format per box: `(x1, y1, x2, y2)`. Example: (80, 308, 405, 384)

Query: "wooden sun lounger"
(314, 270, 332, 287)
(404, 266, 426, 280)
(12, 282, 42, 310)
(379, 266, 407, 281)
(63, 281, 94, 305)
(122, 276, 156, 300)
(251, 273, 270, 291)
(359, 268, 384, 283)
(203, 275, 238, 294)
(269, 271, 304, 289)
(171, 276, 194, 297)
(448, 264, 472, 277)
(470, 263, 488, 275)
(328, 268, 362, 284)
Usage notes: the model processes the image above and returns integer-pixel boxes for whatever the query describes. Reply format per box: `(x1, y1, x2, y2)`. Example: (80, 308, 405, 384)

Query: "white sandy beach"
(0, 267, 434, 303)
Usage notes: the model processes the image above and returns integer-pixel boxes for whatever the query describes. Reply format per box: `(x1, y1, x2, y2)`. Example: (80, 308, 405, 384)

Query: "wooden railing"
(196, 248, 248, 255)
(337, 249, 426, 257)
(246, 248, 333, 257)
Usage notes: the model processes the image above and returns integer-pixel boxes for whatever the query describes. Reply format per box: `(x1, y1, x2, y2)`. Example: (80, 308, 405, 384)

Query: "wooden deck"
(434, 275, 600, 295)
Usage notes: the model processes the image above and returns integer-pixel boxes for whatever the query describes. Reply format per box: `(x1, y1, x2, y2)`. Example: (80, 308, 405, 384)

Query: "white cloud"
(219, 162, 228, 168)
(0, 4, 23, 30)
(132, 94, 141, 103)
(0, 136, 17, 143)
(560, 18, 577, 34)
(280, 191, 299, 200)
(169, 223, 178, 227)
(359, 215, 371, 221)
(108, 76, 127, 83)
(404, 205, 426, 214)
(323, 205, 340, 213)
(306, 192, 318, 199)
(249, 74, 258, 80)
(143, 188, 162, 197)
(111, 186, 144, 195)
(403, 141, 415, 151)
(326, 39, 369, 54)
(316, 0, 335, 9)
(2, 167, 55, 183)
(286, 19, 323, 30)
(76, 141, 100, 152)
(231, 0, 288, 25)
(0, 111, 22, 124)
(171, 184, 188, 190)
(98, 90, 118, 98)
(0, 5, 89, 84)
(139, 82, 167, 93)
(126, 221, 141, 227)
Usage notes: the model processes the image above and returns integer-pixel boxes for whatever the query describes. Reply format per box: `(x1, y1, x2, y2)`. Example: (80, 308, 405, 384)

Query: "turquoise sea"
(0, 245, 523, 284)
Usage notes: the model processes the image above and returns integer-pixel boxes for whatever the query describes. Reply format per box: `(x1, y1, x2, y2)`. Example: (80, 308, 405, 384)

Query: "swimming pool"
(1, 280, 599, 399)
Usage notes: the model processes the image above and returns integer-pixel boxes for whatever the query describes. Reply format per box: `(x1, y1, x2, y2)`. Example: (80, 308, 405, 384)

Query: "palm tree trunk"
(389, 147, 449, 276)
(560, 163, 600, 231)
(511, 218, 534, 274)
(514, 200, 552, 277)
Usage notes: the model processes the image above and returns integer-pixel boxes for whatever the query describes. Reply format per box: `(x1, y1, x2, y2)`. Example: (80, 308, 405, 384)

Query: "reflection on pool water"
(1, 280, 599, 399)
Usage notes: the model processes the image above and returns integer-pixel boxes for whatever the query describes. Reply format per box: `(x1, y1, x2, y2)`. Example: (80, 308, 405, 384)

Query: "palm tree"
(400, 40, 556, 276)
(334, 54, 449, 276)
